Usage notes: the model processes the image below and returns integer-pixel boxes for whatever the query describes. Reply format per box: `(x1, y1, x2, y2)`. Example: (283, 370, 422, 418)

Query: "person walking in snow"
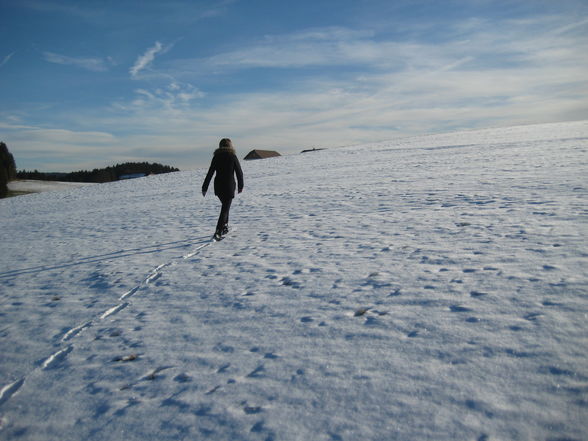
(202, 138, 244, 240)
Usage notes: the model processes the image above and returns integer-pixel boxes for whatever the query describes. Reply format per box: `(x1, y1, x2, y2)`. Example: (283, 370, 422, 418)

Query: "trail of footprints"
(0, 239, 214, 409)
(2, 233, 568, 428)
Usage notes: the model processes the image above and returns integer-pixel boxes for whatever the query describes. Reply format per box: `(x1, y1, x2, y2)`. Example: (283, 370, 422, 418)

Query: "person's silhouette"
(202, 138, 244, 240)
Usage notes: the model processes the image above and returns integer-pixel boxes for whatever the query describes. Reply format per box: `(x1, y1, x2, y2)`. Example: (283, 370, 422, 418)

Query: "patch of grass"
(6, 189, 36, 198)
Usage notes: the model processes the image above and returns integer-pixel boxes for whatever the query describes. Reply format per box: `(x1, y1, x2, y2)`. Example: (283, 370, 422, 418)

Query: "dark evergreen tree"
(0, 164, 7, 198)
(16, 161, 179, 183)
(1, 142, 17, 198)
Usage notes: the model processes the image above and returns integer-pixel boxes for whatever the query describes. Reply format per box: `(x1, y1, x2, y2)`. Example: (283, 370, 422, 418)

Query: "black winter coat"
(202, 149, 244, 200)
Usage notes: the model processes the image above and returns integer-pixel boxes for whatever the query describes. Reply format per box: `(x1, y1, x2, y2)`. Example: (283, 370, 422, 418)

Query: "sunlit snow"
(7, 180, 94, 194)
(1, 121, 587, 440)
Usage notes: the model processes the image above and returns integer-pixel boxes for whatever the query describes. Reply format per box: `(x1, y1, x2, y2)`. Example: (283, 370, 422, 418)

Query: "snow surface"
(7, 180, 94, 194)
(1, 121, 587, 441)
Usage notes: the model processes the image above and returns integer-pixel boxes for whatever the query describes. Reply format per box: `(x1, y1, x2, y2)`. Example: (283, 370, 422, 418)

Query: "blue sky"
(1, 0, 587, 171)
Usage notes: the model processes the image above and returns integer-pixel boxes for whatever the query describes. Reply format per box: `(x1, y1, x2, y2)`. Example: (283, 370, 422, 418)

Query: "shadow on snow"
(0, 236, 211, 279)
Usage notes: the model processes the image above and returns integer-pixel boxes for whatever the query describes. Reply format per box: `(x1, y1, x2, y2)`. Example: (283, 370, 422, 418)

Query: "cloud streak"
(43, 52, 113, 71)
(19, 0, 234, 24)
(1, 52, 15, 68)
(130, 41, 173, 78)
(110, 77, 205, 119)
(101, 13, 588, 165)
(195, 27, 392, 69)
(190, 15, 587, 75)
(19, 0, 102, 19)
(4, 6, 588, 171)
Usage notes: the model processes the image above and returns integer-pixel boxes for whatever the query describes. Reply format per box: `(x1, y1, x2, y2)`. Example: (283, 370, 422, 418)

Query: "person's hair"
(215, 138, 236, 155)
(219, 138, 233, 149)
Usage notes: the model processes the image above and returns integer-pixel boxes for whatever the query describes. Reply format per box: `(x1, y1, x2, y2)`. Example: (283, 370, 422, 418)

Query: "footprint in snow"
(61, 321, 92, 341)
(247, 365, 265, 378)
(217, 363, 231, 374)
(538, 365, 578, 378)
(213, 343, 234, 353)
(449, 305, 472, 313)
(470, 291, 487, 298)
(142, 366, 172, 381)
(0, 378, 25, 406)
(524, 312, 544, 321)
(250, 420, 267, 433)
(353, 307, 373, 317)
(205, 385, 221, 395)
(121, 366, 173, 390)
(119, 286, 140, 301)
(113, 354, 138, 362)
(264, 352, 279, 359)
(388, 288, 402, 297)
(42, 345, 73, 370)
(135, 312, 147, 323)
(173, 373, 192, 383)
(100, 302, 129, 320)
(280, 276, 301, 288)
(242, 402, 263, 414)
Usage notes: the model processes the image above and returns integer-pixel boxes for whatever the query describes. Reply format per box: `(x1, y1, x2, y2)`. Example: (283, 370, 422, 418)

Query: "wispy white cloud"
(1, 120, 115, 145)
(112, 81, 204, 115)
(1, 119, 119, 170)
(198, 27, 389, 69)
(197, 0, 237, 19)
(19, 0, 236, 27)
(101, 13, 588, 162)
(130, 41, 174, 78)
(43, 52, 114, 71)
(171, 14, 587, 76)
(6, 10, 588, 171)
(1, 52, 15, 68)
(19, 0, 102, 19)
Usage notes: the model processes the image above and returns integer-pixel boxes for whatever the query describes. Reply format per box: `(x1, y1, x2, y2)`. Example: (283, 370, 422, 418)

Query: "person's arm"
(202, 157, 216, 196)
(234, 156, 244, 193)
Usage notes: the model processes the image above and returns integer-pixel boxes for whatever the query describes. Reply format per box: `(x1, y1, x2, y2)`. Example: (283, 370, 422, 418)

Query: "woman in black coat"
(202, 138, 244, 239)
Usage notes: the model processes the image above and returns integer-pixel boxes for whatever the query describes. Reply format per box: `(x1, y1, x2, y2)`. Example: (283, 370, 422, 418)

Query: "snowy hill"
(7, 179, 94, 196)
(1, 121, 587, 440)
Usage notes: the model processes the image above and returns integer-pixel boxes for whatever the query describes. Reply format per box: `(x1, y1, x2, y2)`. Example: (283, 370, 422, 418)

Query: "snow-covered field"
(7, 180, 94, 195)
(1, 121, 587, 441)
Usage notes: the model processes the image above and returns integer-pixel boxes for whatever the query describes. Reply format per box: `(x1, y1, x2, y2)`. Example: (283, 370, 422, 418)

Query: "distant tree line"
(17, 162, 180, 183)
(1, 142, 17, 198)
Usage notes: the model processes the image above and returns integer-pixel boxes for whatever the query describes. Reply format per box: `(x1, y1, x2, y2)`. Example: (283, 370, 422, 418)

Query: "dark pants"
(216, 197, 232, 233)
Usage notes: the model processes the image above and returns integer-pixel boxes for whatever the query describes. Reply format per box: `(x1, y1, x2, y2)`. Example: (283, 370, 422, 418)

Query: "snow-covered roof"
(243, 149, 281, 160)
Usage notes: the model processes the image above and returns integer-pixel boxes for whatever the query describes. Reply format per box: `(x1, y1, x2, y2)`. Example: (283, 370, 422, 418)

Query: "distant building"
(119, 173, 146, 180)
(301, 148, 325, 154)
(244, 150, 281, 160)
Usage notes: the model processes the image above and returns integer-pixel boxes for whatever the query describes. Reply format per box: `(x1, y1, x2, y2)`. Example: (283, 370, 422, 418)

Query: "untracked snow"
(1, 121, 587, 440)
(7, 180, 94, 194)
